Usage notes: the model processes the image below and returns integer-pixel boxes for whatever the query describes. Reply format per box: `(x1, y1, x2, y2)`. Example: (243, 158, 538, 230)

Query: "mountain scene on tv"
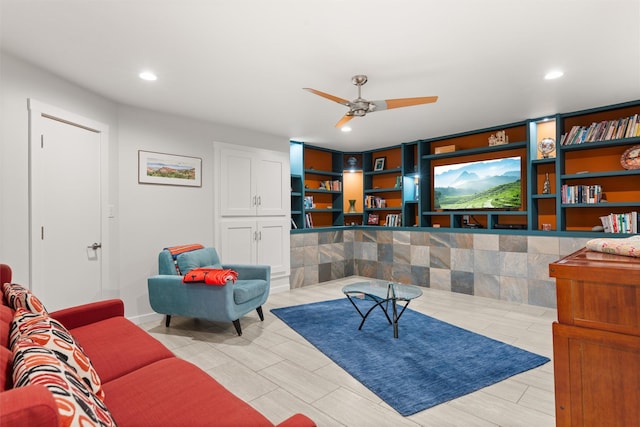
(434, 157, 521, 209)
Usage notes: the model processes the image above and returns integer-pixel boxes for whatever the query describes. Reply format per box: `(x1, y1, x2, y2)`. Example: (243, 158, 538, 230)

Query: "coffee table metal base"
(342, 282, 422, 338)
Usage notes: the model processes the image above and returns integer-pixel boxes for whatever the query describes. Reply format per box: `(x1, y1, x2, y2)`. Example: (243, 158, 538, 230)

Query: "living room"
(1, 1, 639, 426)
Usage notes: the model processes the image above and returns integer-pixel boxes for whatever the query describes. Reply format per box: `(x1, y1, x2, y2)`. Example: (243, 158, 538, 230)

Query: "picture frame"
(138, 150, 202, 187)
(374, 157, 386, 171)
(368, 213, 379, 225)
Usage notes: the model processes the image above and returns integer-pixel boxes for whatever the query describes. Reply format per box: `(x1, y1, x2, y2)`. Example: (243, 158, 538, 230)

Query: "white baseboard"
(270, 274, 290, 294)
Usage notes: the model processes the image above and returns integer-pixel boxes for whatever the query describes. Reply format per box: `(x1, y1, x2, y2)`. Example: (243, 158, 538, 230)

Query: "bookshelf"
(290, 143, 344, 228)
(363, 146, 404, 227)
(343, 153, 364, 225)
(558, 101, 640, 233)
(528, 116, 559, 231)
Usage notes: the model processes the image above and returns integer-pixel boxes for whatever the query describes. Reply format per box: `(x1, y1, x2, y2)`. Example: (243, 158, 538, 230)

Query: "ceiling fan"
(303, 75, 438, 128)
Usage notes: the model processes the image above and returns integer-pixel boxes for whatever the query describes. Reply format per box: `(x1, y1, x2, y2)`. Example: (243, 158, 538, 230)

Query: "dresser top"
(550, 247, 640, 285)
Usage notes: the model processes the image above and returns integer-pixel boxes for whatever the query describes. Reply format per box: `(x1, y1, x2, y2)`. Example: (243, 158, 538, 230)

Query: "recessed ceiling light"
(139, 71, 157, 81)
(544, 70, 564, 80)
(341, 126, 352, 132)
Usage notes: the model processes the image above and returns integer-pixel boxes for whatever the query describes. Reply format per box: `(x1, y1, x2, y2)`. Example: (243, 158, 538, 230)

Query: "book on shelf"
(384, 213, 401, 227)
(304, 213, 313, 228)
(364, 195, 386, 208)
(599, 211, 638, 234)
(561, 184, 602, 204)
(318, 180, 342, 191)
(560, 114, 640, 145)
(290, 218, 298, 229)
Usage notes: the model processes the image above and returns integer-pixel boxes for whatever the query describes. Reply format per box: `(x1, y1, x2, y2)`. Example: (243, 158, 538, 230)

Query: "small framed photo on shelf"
(374, 157, 386, 171)
(368, 214, 379, 225)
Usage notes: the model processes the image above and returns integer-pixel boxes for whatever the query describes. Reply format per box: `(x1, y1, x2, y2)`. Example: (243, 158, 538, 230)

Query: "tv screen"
(433, 156, 521, 210)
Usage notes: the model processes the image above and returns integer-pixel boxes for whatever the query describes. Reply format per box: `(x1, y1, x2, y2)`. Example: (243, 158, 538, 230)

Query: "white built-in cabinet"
(219, 218, 290, 277)
(214, 142, 290, 291)
(219, 147, 288, 217)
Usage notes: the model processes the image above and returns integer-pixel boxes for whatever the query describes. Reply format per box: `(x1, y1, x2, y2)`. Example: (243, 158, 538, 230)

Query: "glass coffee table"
(342, 281, 423, 338)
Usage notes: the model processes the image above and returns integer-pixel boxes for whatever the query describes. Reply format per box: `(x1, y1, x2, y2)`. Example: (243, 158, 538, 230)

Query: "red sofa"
(0, 264, 315, 426)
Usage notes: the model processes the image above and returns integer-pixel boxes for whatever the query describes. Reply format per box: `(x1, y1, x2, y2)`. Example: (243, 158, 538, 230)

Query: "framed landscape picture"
(138, 150, 202, 187)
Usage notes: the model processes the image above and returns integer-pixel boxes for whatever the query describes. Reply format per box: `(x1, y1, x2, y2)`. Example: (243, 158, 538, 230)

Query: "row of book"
(383, 214, 402, 227)
(318, 180, 342, 191)
(364, 195, 386, 209)
(561, 184, 603, 204)
(304, 213, 314, 228)
(560, 114, 640, 145)
(599, 212, 638, 234)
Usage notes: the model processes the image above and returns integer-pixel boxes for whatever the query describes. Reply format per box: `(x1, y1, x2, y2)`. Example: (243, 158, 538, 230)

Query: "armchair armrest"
(50, 299, 124, 330)
(222, 264, 270, 281)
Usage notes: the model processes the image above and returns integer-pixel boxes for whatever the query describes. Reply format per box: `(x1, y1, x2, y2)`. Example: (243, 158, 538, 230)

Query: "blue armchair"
(147, 247, 270, 335)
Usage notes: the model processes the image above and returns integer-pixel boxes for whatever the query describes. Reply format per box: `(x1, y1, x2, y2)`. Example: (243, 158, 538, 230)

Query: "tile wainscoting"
(290, 229, 592, 309)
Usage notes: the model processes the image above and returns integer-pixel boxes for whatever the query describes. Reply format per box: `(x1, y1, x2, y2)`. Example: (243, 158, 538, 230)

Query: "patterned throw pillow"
(12, 338, 116, 427)
(2, 283, 48, 315)
(10, 308, 105, 401)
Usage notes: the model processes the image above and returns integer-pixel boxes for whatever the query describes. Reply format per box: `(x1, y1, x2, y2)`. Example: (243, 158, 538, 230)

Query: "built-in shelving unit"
(558, 102, 640, 233)
(291, 99, 640, 235)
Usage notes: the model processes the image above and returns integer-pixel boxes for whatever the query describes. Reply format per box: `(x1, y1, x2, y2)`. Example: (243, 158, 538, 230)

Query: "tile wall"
(290, 229, 592, 309)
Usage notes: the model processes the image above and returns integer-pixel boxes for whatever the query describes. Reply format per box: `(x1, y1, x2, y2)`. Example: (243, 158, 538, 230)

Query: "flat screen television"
(433, 156, 521, 210)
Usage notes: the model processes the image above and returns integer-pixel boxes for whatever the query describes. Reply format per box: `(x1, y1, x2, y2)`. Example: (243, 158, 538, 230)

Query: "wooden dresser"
(549, 247, 640, 427)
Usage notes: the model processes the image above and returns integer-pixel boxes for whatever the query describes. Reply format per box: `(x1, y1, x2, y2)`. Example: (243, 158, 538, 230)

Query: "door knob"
(87, 242, 102, 250)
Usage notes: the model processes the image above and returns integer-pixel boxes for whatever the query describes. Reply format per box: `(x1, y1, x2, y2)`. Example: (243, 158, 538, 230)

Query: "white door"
(29, 100, 109, 311)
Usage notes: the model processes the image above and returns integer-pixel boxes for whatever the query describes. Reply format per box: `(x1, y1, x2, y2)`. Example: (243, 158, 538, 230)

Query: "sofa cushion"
(12, 338, 116, 427)
(102, 357, 274, 427)
(2, 283, 48, 315)
(0, 346, 12, 391)
(176, 247, 222, 274)
(1, 304, 13, 348)
(11, 308, 105, 401)
(68, 316, 174, 383)
(234, 279, 269, 304)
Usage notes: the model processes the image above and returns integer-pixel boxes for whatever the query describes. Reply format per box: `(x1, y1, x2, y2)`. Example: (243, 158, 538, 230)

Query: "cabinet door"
(257, 218, 290, 277)
(220, 149, 256, 216)
(553, 322, 640, 427)
(256, 153, 288, 216)
(219, 220, 257, 265)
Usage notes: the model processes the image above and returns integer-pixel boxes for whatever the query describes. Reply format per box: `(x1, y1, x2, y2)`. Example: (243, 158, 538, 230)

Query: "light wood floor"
(143, 276, 557, 427)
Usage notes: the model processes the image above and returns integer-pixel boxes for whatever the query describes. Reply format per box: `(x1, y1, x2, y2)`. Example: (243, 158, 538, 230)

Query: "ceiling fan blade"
(303, 88, 350, 106)
(371, 96, 438, 112)
(335, 114, 354, 128)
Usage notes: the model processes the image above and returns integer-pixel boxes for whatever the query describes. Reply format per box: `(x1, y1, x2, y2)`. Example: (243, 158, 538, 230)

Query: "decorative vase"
(348, 199, 357, 213)
(542, 173, 551, 194)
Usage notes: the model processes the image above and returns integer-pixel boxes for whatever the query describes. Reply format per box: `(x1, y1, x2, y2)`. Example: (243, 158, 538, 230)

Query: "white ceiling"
(2, 0, 639, 151)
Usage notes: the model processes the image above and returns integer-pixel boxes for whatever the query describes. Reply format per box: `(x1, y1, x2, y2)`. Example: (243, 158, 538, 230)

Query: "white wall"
(0, 52, 120, 287)
(1, 52, 290, 320)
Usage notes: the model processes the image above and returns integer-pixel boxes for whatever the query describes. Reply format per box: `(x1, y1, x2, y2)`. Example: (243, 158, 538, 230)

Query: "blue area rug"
(271, 298, 550, 416)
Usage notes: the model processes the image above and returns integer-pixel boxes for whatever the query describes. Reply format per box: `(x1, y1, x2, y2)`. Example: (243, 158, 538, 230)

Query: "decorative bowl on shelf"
(538, 137, 556, 158)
